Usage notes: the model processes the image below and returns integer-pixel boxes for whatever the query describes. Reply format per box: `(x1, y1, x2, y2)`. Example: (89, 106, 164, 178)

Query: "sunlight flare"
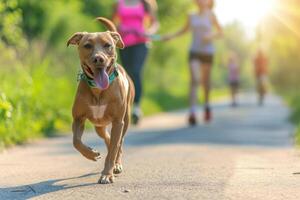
(216, 0, 278, 29)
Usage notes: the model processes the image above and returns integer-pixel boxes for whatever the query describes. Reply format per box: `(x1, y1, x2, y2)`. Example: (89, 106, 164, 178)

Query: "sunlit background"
(216, 0, 278, 36)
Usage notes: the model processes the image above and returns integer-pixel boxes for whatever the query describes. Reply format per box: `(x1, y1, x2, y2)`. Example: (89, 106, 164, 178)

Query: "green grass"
(295, 126, 300, 146)
(279, 93, 300, 146)
(0, 54, 75, 149)
(288, 95, 300, 145)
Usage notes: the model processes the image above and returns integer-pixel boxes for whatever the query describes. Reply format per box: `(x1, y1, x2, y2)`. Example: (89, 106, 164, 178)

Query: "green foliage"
(17, 0, 46, 39)
(0, 53, 74, 147)
(0, 0, 76, 147)
(289, 96, 300, 123)
(0, 92, 13, 121)
(263, 0, 300, 143)
(287, 95, 300, 145)
(82, 0, 114, 18)
(0, 0, 26, 47)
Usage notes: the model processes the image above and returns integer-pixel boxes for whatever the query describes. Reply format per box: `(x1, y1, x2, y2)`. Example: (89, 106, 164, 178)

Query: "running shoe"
(204, 106, 212, 123)
(131, 106, 142, 125)
(188, 113, 197, 126)
(131, 112, 140, 125)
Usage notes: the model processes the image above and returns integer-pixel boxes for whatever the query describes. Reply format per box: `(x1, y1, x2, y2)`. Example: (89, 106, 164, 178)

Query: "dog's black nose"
(93, 55, 105, 64)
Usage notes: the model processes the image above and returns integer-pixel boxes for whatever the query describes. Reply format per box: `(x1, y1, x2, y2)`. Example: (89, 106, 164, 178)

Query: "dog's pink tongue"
(94, 68, 109, 90)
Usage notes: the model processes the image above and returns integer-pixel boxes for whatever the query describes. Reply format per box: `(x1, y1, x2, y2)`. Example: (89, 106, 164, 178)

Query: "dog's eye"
(104, 43, 112, 49)
(84, 43, 93, 49)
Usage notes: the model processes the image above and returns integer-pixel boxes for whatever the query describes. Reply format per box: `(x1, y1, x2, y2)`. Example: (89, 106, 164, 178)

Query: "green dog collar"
(77, 64, 119, 88)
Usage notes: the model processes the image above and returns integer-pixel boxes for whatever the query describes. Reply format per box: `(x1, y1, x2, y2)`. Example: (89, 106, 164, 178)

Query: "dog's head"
(67, 17, 124, 90)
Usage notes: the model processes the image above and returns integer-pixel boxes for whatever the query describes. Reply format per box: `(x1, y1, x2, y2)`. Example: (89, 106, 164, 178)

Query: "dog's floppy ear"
(110, 32, 125, 49)
(67, 32, 87, 47)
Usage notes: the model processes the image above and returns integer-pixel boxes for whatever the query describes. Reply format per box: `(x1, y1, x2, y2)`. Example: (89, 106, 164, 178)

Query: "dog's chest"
(119, 71, 129, 95)
(87, 104, 110, 126)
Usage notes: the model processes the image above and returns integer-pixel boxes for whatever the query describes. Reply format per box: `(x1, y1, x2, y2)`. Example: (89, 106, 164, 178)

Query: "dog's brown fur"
(67, 17, 134, 184)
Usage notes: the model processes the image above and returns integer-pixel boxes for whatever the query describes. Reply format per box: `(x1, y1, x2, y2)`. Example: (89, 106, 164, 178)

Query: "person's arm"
(161, 16, 190, 41)
(237, 59, 241, 74)
(264, 56, 269, 75)
(145, 12, 159, 35)
(211, 12, 223, 39)
(144, 1, 160, 35)
(254, 57, 259, 78)
(203, 12, 223, 42)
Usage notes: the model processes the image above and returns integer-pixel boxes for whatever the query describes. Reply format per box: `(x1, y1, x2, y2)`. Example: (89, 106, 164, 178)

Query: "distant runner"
(254, 49, 268, 106)
(227, 52, 240, 107)
(161, 0, 223, 125)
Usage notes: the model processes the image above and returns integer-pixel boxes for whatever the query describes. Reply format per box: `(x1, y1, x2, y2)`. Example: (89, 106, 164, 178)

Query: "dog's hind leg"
(72, 118, 101, 161)
(95, 126, 110, 150)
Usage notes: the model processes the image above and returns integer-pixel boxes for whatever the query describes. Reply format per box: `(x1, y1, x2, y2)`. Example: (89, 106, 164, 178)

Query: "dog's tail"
(95, 17, 117, 32)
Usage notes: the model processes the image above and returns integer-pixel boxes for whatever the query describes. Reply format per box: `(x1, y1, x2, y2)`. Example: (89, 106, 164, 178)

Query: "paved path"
(0, 94, 300, 200)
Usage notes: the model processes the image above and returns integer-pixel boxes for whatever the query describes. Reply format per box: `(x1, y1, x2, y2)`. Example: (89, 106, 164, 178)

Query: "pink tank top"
(116, 0, 148, 47)
(228, 62, 239, 82)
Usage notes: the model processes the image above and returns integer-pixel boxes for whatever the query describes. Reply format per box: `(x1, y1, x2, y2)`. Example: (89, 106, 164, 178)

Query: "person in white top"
(162, 0, 222, 125)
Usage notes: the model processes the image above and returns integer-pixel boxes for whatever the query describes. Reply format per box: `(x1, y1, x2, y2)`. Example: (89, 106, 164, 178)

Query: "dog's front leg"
(98, 120, 124, 184)
(72, 118, 101, 161)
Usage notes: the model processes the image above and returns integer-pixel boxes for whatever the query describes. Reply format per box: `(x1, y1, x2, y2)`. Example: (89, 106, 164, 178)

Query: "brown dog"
(67, 17, 134, 184)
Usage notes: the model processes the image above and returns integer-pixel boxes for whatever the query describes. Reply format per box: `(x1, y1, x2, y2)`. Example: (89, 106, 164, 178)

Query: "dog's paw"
(98, 174, 114, 184)
(83, 148, 101, 161)
(113, 163, 123, 174)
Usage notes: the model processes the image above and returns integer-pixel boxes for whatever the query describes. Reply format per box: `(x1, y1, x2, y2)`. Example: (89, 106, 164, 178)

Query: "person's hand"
(146, 34, 161, 41)
(160, 35, 173, 42)
(203, 33, 214, 43)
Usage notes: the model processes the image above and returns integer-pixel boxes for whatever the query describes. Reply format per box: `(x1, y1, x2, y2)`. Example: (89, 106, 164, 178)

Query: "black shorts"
(189, 52, 214, 65)
(230, 81, 239, 88)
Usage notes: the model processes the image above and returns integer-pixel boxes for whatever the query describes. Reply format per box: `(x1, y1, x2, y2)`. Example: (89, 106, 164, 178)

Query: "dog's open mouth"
(83, 64, 109, 90)
(94, 67, 109, 90)
(85, 66, 94, 76)
(83, 64, 94, 77)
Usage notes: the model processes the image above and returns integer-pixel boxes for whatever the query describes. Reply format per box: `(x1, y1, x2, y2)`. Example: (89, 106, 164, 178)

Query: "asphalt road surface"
(1, 94, 300, 200)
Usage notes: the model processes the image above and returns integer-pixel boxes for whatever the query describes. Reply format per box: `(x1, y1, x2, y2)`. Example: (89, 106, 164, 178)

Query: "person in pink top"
(113, 0, 159, 125)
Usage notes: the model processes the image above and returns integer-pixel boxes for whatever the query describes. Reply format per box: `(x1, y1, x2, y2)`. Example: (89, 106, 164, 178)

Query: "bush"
(0, 54, 74, 148)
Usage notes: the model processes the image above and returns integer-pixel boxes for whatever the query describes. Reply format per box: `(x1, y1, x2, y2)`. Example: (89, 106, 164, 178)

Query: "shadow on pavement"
(124, 123, 292, 148)
(0, 173, 98, 200)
